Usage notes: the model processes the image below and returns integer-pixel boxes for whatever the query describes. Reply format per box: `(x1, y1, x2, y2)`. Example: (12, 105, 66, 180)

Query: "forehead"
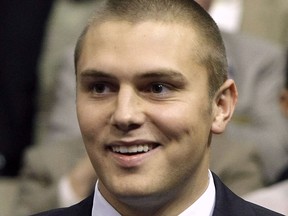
(84, 21, 200, 52)
(88, 20, 196, 38)
(77, 20, 206, 79)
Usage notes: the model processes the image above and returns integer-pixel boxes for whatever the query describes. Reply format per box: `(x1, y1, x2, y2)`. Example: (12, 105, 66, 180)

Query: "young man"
(34, 0, 282, 215)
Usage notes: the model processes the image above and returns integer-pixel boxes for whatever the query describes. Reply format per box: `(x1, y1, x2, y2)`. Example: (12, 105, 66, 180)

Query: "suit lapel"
(212, 173, 256, 216)
(67, 193, 93, 216)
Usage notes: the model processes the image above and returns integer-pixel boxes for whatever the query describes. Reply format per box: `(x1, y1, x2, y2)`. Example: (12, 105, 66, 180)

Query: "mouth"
(108, 141, 160, 156)
(111, 144, 154, 155)
(107, 141, 160, 167)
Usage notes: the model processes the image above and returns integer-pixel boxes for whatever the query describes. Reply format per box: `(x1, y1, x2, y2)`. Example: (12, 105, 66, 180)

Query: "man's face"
(76, 21, 218, 206)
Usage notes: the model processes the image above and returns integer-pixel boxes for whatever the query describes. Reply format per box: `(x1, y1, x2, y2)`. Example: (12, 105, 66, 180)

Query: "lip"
(106, 140, 160, 168)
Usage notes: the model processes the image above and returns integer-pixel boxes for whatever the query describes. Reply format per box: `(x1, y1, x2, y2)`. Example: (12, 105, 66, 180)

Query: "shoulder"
(31, 194, 93, 216)
(212, 173, 283, 216)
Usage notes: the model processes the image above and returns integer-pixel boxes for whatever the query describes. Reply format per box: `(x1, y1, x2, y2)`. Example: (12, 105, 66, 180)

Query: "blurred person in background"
(196, 0, 288, 187)
(0, 1, 98, 216)
(243, 49, 288, 216)
(0, 0, 55, 177)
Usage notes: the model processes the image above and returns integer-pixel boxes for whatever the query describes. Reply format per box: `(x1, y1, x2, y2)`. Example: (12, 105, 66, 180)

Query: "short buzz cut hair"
(74, 0, 228, 98)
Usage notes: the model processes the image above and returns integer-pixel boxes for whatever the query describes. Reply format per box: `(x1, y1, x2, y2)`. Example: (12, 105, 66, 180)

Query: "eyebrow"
(136, 69, 187, 83)
(78, 68, 188, 83)
(79, 69, 117, 80)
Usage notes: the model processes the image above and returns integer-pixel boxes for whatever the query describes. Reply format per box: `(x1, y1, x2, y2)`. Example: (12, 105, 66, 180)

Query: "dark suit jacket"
(32, 173, 283, 216)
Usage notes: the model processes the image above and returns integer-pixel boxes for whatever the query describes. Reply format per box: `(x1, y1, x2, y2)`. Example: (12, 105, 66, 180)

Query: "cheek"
(76, 101, 108, 143)
(149, 104, 211, 177)
(76, 104, 109, 166)
(149, 101, 211, 140)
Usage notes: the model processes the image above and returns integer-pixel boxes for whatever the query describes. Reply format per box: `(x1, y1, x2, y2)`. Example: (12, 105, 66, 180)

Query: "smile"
(111, 144, 153, 154)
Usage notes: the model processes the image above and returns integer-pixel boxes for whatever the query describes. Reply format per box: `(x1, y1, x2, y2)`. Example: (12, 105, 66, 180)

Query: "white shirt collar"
(92, 181, 121, 216)
(92, 170, 215, 216)
(178, 171, 215, 216)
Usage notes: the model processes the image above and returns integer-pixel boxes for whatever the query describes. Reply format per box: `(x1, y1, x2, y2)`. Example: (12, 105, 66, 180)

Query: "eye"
(143, 82, 175, 98)
(150, 83, 168, 93)
(91, 82, 116, 96)
(139, 82, 177, 100)
(92, 83, 107, 93)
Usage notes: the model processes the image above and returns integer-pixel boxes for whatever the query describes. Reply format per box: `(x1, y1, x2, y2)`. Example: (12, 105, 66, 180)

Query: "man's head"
(75, 0, 227, 98)
(75, 0, 237, 215)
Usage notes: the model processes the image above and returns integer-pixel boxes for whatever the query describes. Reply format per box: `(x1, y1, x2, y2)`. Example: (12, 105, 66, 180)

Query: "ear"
(211, 79, 238, 134)
(279, 89, 288, 117)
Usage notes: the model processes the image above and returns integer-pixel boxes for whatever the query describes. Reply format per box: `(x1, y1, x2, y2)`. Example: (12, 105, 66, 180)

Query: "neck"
(99, 170, 210, 216)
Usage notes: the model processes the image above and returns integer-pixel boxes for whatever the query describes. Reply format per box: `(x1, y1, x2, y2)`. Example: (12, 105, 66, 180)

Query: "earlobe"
(211, 79, 238, 134)
(279, 89, 288, 117)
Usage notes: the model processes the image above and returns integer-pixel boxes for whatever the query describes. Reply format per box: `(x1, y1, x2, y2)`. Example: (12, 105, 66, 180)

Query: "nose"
(110, 86, 145, 132)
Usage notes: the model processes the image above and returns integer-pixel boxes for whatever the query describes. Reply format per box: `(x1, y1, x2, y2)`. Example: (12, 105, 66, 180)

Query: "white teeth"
(120, 146, 128, 153)
(143, 145, 149, 152)
(112, 144, 152, 154)
(137, 145, 144, 152)
(128, 145, 138, 153)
